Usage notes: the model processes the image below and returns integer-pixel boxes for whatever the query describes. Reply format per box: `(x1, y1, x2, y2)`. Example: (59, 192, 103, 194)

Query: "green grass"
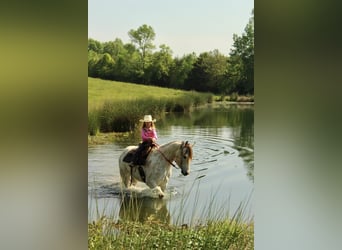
(88, 216, 253, 249)
(88, 195, 254, 250)
(88, 77, 212, 111)
(88, 77, 214, 135)
(88, 184, 254, 249)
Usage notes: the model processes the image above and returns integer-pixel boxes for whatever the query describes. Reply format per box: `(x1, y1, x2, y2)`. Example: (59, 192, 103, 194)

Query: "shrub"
(88, 110, 100, 136)
(230, 92, 239, 102)
(91, 91, 217, 133)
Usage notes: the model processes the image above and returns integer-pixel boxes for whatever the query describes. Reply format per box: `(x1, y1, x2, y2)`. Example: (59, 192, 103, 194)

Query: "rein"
(156, 147, 179, 169)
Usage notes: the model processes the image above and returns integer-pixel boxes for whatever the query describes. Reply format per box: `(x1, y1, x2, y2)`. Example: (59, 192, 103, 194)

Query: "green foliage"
(227, 10, 254, 94)
(88, 198, 254, 250)
(88, 110, 99, 136)
(94, 96, 208, 132)
(128, 24, 156, 83)
(88, 77, 213, 133)
(88, 38, 103, 53)
(146, 44, 174, 87)
(169, 53, 197, 89)
(88, 11, 254, 95)
(187, 50, 228, 93)
(95, 53, 115, 79)
(230, 92, 239, 102)
(172, 96, 193, 112)
(88, 50, 100, 77)
(128, 24, 156, 55)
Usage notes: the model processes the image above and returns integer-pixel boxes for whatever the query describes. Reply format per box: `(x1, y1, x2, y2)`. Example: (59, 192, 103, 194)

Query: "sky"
(88, 0, 254, 57)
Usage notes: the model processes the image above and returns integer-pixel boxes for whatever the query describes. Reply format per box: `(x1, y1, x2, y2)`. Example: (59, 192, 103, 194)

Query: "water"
(88, 103, 254, 225)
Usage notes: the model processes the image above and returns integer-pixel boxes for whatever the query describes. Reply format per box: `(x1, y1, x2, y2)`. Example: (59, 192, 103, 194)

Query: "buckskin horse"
(119, 141, 193, 198)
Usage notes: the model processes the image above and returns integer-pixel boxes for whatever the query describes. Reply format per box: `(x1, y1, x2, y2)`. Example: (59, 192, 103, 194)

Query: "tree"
(88, 38, 103, 53)
(128, 24, 156, 83)
(88, 49, 100, 77)
(146, 44, 174, 87)
(227, 9, 254, 94)
(187, 50, 228, 93)
(95, 53, 115, 79)
(102, 39, 139, 82)
(169, 53, 197, 89)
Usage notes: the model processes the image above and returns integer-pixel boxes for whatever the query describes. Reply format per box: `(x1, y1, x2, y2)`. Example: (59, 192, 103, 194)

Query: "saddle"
(123, 139, 157, 166)
(122, 149, 137, 163)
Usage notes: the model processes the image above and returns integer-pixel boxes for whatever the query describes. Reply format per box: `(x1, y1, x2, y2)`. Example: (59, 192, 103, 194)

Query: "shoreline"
(88, 102, 254, 146)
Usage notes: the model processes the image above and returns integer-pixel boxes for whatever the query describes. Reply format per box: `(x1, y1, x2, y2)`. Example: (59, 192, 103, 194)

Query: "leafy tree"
(187, 50, 228, 93)
(102, 39, 138, 82)
(95, 53, 115, 79)
(115, 49, 141, 83)
(102, 39, 123, 59)
(87, 15, 254, 96)
(146, 44, 174, 87)
(88, 38, 103, 53)
(227, 9, 254, 94)
(169, 53, 197, 89)
(128, 24, 156, 83)
(88, 50, 100, 77)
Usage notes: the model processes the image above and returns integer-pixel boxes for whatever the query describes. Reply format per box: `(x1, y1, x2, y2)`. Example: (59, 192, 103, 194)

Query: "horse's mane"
(158, 140, 184, 149)
(185, 142, 193, 160)
(158, 140, 193, 159)
(159, 140, 179, 148)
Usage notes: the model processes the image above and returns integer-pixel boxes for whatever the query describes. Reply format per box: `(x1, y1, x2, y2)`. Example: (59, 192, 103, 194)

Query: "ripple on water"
(89, 120, 254, 223)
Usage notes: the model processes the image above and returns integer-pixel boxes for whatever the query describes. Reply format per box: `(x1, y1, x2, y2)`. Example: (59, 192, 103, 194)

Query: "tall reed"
(88, 110, 99, 136)
(88, 186, 254, 249)
(89, 93, 213, 133)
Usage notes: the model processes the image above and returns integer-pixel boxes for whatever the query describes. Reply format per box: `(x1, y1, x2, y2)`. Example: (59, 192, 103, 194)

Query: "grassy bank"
(88, 77, 214, 135)
(89, 77, 212, 110)
(88, 192, 254, 249)
(89, 217, 253, 249)
(88, 77, 254, 135)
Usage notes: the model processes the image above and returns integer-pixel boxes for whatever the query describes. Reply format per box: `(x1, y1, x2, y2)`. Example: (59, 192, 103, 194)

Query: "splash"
(89, 182, 179, 200)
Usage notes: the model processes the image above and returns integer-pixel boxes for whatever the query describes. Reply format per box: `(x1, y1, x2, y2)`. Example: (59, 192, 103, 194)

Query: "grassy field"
(88, 77, 214, 135)
(88, 77, 212, 110)
(88, 77, 253, 135)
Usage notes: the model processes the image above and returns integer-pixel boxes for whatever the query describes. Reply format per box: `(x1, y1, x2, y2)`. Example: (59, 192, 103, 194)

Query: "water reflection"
(88, 104, 254, 223)
(119, 196, 170, 224)
(160, 104, 254, 181)
(111, 104, 254, 181)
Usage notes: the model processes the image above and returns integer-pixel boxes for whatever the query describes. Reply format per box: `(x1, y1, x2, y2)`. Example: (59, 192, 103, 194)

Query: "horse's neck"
(159, 141, 180, 160)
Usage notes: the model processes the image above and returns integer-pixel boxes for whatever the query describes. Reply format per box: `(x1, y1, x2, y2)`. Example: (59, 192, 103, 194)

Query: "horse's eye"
(183, 156, 186, 159)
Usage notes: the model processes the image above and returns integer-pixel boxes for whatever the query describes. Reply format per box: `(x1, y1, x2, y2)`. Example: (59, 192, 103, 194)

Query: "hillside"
(88, 77, 196, 110)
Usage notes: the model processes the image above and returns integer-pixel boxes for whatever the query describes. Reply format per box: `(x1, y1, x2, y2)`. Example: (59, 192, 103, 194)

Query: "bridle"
(156, 141, 191, 170)
(157, 147, 179, 169)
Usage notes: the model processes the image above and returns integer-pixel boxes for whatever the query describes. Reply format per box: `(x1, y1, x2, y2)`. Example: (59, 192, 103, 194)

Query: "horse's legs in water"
(152, 186, 165, 199)
(146, 180, 165, 198)
(119, 165, 131, 188)
(130, 178, 137, 186)
(159, 179, 168, 193)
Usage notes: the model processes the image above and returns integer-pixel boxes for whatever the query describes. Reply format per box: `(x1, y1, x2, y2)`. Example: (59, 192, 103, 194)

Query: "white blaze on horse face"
(180, 146, 191, 176)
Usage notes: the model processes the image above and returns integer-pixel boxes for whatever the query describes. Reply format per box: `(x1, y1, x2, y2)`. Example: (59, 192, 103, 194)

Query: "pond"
(88, 103, 254, 225)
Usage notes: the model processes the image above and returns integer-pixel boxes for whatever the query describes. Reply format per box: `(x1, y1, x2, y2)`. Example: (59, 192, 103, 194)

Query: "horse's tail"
(119, 147, 136, 187)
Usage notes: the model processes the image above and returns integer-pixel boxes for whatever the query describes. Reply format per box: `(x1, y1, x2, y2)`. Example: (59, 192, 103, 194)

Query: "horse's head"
(177, 141, 193, 176)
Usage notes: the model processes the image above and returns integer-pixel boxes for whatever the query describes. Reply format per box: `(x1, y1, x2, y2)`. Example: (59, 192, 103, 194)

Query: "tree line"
(88, 10, 254, 95)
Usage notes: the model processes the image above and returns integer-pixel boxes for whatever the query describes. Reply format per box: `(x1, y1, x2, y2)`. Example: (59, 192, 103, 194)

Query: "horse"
(119, 141, 193, 198)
